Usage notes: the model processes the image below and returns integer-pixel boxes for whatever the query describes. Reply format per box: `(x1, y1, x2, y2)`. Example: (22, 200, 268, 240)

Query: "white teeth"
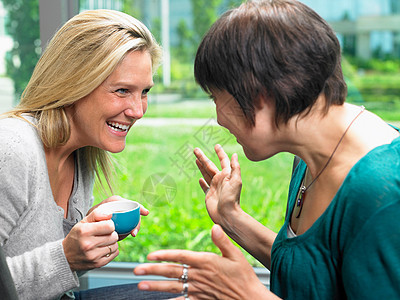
(107, 122, 130, 132)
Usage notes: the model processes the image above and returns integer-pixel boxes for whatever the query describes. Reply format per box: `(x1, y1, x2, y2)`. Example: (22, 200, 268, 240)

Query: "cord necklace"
(296, 105, 365, 218)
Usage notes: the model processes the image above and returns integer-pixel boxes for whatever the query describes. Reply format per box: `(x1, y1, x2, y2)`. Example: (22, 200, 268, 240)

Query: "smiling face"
(67, 50, 153, 153)
(211, 89, 281, 161)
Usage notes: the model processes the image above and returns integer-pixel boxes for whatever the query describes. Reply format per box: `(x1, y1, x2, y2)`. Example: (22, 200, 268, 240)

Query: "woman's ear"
(253, 92, 269, 111)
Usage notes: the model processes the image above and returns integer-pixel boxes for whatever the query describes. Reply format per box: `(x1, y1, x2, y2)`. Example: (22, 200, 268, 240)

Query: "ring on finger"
(179, 264, 189, 283)
(181, 282, 189, 298)
(105, 245, 112, 257)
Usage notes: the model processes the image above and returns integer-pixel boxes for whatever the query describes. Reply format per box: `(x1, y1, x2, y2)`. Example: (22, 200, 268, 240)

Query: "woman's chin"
(103, 143, 126, 153)
(242, 147, 271, 162)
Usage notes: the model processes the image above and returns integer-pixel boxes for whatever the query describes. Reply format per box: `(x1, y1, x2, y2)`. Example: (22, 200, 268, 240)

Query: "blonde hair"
(3, 9, 162, 192)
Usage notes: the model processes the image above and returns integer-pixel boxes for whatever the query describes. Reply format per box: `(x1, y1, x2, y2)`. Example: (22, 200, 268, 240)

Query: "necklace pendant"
(297, 185, 306, 207)
(296, 185, 306, 218)
(296, 194, 302, 207)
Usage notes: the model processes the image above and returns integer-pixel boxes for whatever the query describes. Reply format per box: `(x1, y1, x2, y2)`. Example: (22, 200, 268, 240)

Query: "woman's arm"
(219, 207, 277, 269)
(5, 240, 80, 299)
(194, 145, 276, 268)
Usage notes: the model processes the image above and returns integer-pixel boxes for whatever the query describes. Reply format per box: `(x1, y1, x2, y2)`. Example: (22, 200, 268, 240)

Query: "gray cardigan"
(0, 117, 95, 299)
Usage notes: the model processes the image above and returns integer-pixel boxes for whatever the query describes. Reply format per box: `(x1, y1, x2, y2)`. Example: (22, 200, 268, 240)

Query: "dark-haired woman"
(134, 0, 400, 299)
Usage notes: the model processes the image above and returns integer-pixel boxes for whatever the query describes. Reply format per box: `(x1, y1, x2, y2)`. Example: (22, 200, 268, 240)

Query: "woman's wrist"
(218, 204, 245, 237)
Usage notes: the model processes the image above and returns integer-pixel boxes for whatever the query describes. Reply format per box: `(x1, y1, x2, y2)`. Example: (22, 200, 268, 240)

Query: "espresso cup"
(100, 200, 140, 234)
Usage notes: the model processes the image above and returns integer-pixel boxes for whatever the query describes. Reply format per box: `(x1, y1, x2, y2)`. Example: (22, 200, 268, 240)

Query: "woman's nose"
(124, 95, 146, 119)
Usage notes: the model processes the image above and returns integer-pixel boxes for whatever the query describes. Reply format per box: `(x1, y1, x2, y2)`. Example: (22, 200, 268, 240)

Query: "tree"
(1, 0, 40, 103)
(227, 0, 243, 9)
(175, 19, 193, 62)
(191, 0, 222, 46)
(122, 0, 143, 21)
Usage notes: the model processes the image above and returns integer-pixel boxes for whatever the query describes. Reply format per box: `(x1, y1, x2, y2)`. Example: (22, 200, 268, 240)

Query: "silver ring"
(105, 245, 112, 257)
(182, 282, 189, 297)
(179, 264, 189, 283)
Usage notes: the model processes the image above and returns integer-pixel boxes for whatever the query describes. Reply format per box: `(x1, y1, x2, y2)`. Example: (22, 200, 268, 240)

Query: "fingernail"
(100, 212, 111, 218)
(147, 254, 158, 261)
(132, 229, 138, 237)
(213, 225, 223, 238)
(135, 268, 145, 275)
(139, 283, 149, 290)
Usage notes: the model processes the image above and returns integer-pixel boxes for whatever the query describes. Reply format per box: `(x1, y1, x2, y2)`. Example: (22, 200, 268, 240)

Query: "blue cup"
(100, 200, 140, 234)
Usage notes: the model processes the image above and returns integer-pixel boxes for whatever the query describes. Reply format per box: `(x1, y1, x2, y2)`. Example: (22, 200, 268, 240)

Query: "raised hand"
(134, 225, 275, 299)
(194, 145, 243, 226)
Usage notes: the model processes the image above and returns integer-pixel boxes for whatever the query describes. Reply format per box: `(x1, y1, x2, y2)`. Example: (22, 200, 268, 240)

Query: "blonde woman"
(0, 9, 175, 300)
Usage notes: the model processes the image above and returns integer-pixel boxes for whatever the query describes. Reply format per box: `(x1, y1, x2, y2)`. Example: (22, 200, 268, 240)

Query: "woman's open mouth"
(107, 121, 130, 132)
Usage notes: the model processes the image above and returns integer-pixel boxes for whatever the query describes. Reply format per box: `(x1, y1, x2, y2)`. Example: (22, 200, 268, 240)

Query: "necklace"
(296, 105, 365, 218)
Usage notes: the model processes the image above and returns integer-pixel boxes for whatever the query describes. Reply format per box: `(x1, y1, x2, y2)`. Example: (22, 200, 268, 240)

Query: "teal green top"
(270, 136, 400, 299)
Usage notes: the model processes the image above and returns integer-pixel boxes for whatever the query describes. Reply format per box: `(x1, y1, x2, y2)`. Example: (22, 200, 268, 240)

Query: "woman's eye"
(115, 88, 129, 95)
(142, 88, 151, 96)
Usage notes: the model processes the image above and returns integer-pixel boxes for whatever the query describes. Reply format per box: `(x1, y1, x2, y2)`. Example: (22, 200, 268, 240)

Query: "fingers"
(63, 225, 120, 271)
(211, 224, 242, 260)
(146, 249, 212, 269)
(137, 280, 186, 295)
(194, 147, 219, 179)
(82, 243, 119, 269)
(198, 178, 209, 194)
(214, 144, 231, 172)
(78, 219, 116, 236)
(139, 204, 150, 216)
(103, 243, 119, 258)
(135, 264, 193, 295)
(131, 219, 141, 237)
(135, 263, 184, 278)
(230, 153, 241, 181)
(130, 203, 149, 237)
(195, 158, 213, 184)
(84, 208, 112, 223)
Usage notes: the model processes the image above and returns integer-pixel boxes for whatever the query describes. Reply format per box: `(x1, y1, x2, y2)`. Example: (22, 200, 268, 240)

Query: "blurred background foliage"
(1, 0, 40, 102)
(1, 0, 399, 113)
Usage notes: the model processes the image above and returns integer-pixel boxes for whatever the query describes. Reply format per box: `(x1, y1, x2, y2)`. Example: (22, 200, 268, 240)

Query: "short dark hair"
(194, 0, 347, 126)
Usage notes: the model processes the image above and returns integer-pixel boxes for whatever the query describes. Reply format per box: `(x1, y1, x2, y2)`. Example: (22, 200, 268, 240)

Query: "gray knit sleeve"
(6, 241, 79, 300)
(0, 118, 79, 299)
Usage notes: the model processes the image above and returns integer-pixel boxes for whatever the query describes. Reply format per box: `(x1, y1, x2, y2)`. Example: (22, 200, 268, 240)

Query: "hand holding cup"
(99, 200, 141, 235)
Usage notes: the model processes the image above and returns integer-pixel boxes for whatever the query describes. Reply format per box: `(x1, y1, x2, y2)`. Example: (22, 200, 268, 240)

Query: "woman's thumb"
(211, 224, 241, 259)
(83, 207, 112, 223)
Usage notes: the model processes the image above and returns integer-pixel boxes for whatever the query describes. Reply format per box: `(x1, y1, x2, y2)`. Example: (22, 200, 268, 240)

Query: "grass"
(145, 98, 217, 118)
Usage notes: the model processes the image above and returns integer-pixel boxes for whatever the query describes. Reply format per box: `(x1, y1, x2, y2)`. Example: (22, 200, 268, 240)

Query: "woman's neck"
(289, 99, 398, 180)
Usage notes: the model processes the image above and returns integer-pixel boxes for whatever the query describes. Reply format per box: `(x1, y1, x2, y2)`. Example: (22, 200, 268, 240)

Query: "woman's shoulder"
(347, 136, 400, 188)
(337, 137, 400, 215)
(0, 116, 42, 154)
(331, 138, 400, 254)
